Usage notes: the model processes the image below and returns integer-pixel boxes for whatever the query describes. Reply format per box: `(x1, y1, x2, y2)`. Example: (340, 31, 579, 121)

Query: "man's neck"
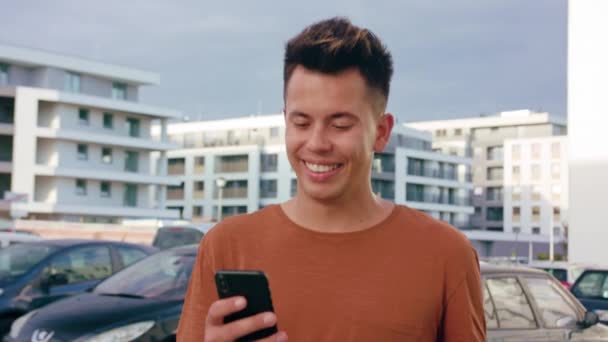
(281, 193, 395, 233)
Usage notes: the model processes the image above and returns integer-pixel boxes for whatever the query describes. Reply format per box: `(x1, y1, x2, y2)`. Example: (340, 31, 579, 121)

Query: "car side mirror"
(581, 311, 599, 328)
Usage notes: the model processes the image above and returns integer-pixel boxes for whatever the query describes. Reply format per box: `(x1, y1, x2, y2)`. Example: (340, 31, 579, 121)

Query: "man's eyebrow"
(287, 111, 309, 118)
(330, 112, 357, 119)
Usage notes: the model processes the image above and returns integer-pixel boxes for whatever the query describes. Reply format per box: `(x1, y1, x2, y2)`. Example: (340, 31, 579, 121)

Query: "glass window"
(47, 246, 112, 284)
(512, 144, 521, 160)
(551, 163, 561, 179)
(512, 186, 521, 201)
(76, 179, 87, 195)
(290, 179, 297, 197)
(512, 166, 521, 182)
(100, 181, 111, 197)
(572, 272, 608, 299)
(112, 82, 127, 100)
(513, 207, 520, 222)
(101, 147, 112, 164)
(0, 63, 9, 86)
(486, 187, 503, 201)
(532, 143, 542, 160)
(531, 165, 541, 181)
(551, 142, 561, 159)
(486, 207, 503, 221)
(553, 207, 561, 221)
(103, 112, 113, 129)
(193, 206, 204, 217)
(270, 126, 279, 138)
(487, 167, 503, 181)
(123, 183, 138, 207)
(260, 179, 278, 198)
(524, 277, 578, 328)
(0, 244, 57, 279)
(486, 277, 536, 329)
(532, 206, 541, 221)
(532, 227, 541, 234)
(116, 246, 147, 269)
(124, 151, 139, 172)
(483, 283, 499, 329)
(126, 118, 140, 137)
(78, 108, 89, 125)
(532, 185, 542, 201)
(487, 146, 503, 161)
(260, 154, 278, 172)
(194, 156, 205, 173)
(65, 72, 80, 93)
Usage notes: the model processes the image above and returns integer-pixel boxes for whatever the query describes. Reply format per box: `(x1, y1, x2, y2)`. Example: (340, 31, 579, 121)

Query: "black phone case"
(215, 270, 278, 341)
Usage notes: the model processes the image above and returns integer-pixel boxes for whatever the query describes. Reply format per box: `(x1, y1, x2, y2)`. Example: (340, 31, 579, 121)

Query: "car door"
(29, 245, 113, 309)
(484, 276, 550, 341)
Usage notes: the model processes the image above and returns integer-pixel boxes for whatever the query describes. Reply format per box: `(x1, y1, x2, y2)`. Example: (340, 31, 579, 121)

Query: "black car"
(482, 262, 608, 341)
(571, 268, 608, 324)
(0, 239, 156, 335)
(6, 245, 196, 342)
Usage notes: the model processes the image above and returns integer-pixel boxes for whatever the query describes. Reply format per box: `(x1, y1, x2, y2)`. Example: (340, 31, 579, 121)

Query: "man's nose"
(306, 125, 332, 153)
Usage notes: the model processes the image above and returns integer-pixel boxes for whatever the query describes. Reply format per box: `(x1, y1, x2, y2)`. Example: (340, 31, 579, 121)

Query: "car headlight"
(86, 321, 155, 342)
(9, 310, 37, 339)
(595, 310, 608, 322)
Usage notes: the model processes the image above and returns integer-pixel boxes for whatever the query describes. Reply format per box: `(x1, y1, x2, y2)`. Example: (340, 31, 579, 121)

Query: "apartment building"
(151, 115, 474, 227)
(407, 110, 567, 257)
(0, 44, 180, 223)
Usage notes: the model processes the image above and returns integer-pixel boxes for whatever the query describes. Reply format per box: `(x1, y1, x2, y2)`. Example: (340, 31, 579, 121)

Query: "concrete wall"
(568, 0, 608, 264)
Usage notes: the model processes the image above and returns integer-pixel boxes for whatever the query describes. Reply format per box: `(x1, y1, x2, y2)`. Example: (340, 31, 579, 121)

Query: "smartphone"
(215, 270, 278, 341)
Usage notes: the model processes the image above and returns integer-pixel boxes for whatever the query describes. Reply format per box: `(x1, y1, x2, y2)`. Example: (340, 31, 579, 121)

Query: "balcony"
(407, 166, 457, 181)
(167, 188, 184, 200)
(406, 193, 471, 206)
(215, 156, 249, 173)
(193, 190, 205, 199)
(168, 161, 185, 175)
(222, 187, 248, 199)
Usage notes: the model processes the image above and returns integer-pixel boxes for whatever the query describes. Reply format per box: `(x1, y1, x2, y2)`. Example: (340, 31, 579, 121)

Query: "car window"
(48, 246, 112, 284)
(116, 246, 148, 268)
(524, 276, 579, 328)
(486, 277, 537, 329)
(572, 272, 608, 299)
(545, 268, 568, 282)
(153, 227, 204, 250)
(483, 282, 499, 328)
(0, 244, 57, 278)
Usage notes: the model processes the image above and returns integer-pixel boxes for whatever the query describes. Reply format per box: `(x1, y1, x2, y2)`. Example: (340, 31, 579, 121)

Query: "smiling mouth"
(304, 161, 343, 173)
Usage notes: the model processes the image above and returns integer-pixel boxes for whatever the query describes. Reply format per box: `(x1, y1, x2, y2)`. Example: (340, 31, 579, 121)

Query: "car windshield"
(94, 250, 195, 299)
(153, 227, 204, 250)
(0, 244, 57, 279)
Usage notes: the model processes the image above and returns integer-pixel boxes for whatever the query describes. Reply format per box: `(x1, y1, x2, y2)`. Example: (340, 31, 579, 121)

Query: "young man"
(178, 17, 485, 341)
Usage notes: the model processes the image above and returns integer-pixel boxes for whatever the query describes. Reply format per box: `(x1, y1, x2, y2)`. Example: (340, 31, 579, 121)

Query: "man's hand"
(205, 296, 288, 342)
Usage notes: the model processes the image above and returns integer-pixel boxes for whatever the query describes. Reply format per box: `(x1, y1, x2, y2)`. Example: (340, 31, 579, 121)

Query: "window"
(123, 183, 137, 207)
(532, 227, 541, 234)
(486, 146, 503, 161)
(511, 144, 521, 160)
(531, 165, 541, 181)
(551, 162, 561, 179)
(184, 133, 196, 148)
(103, 112, 113, 129)
(126, 118, 140, 137)
(512, 166, 521, 183)
(474, 206, 482, 216)
(101, 147, 112, 164)
(571, 272, 608, 299)
(485, 277, 536, 329)
(486, 187, 503, 201)
(513, 207, 520, 222)
(532, 206, 541, 221)
(512, 186, 521, 201)
(260, 154, 278, 172)
(193, 206, 204, 218)
(552, 184, 562, 201)
(168, 157, 185, 175)
(487, 167, 503, 181)
(486, 207, 503, 221)
(112, 82, 127, 100)
(216, 155, 248, 173)
(532, 185, 542, 201)
(270, 126, 279, 138)
(553, 207, 561, 221)
(124, 151, 139, 172)
(0, 63, 8, 86)
(532, 143, 542, 160)
(77, 144, 88, 160)
(193, 181, 204, 199)
(78, 108, 89, 125)
(116, 246, 147, 269)
(524, 277, 578, 328)
(551, 142, 561, 159)
(76, 179, 87, 195)
(454, 128, 462, 136)
(483, 284, 498, 329)
(100, 181, 111, 197)
(65, 72, 81, 93)
(167, 182, 185, 200)
(291, 179, 297, 197)
(46, 246, 112, 284)
(260, 179, 278, 198)
(194, 156, 205, 173)
(0, 135, 12, 161)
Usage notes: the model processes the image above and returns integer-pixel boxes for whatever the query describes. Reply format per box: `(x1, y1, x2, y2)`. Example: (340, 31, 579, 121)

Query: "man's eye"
(333, 124, 352, 130)
(293, 122, 309, 127)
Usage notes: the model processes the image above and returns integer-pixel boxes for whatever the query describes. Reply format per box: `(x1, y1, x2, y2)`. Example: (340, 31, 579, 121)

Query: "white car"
(0, 231, 42, 248)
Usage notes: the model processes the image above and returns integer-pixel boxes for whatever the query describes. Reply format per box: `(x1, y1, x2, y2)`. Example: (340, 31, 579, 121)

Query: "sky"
(1, 0, 567, 123)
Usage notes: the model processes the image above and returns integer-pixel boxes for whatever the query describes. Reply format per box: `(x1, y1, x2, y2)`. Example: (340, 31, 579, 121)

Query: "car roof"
(158, 223, 214, 234)
(19, 239, 151, 249)
(480, 262, 548, 276)
(168, 244, 199, 256)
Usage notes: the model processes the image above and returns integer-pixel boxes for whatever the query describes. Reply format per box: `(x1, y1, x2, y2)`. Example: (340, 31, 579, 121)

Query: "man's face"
(284, 65, 393, 203)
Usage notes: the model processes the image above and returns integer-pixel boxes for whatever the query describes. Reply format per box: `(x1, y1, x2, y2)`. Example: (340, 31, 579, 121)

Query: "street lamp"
(216, 177, 226, 222)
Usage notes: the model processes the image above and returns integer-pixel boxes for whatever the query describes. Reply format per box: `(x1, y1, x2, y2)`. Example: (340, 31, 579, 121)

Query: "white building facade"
(152, 115, 474, 227)
(0, 44, 180, 223)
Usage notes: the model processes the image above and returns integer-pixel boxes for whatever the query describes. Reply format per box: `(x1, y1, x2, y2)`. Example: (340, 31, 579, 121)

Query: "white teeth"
(305, 162, 340, 173)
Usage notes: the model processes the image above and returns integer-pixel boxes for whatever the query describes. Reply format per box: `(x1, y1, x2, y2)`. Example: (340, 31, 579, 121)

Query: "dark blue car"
(0, 239, 156, 335)
(571, 268, 608, 324)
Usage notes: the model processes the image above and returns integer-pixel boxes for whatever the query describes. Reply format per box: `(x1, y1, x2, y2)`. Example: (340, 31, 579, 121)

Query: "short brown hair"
(284, 17, 394, 110)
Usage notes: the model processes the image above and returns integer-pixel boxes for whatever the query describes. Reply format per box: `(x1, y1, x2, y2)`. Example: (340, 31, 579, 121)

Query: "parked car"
(528, 261, 596, 290)
(152, 224, 213, 250)
(0, 239, 156, 335)
(0, 229, 40, 237)
(482, 263, 608, 341)
(0, 232, 42, 249)
(571, 268, 608, 324)
(6, 245, 197, 342)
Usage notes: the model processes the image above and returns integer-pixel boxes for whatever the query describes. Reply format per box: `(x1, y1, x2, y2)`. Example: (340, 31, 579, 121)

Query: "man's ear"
(373, 113, 394, 152)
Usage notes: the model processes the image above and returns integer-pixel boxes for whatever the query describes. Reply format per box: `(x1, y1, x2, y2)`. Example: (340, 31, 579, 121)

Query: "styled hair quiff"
(283, 17, 394, 111)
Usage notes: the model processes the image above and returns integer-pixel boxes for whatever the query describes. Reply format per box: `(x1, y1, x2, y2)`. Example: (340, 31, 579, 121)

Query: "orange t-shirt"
(178, 204, 485, 341)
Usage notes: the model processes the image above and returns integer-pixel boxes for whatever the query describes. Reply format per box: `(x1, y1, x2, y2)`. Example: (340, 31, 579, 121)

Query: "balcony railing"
(193, 190, 205, 199)
(407, 166, 457, 181)
(167, 188, 184, 200)
(168, 163, 185, 175)
(215, 161, 249, 173)
(215, 187, 248, 199)
(406, 193, 472, 206)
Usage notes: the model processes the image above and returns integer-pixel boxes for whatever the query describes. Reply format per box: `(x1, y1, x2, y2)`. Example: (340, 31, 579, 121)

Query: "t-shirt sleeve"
(177, 234, 219, 341)
(440, 245, 486, 341)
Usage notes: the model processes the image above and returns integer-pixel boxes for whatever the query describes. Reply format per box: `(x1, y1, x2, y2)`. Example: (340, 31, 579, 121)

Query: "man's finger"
(257, 331, 289, 342)
(206, 296, 246, 326)
(217, 311, 278, 341)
